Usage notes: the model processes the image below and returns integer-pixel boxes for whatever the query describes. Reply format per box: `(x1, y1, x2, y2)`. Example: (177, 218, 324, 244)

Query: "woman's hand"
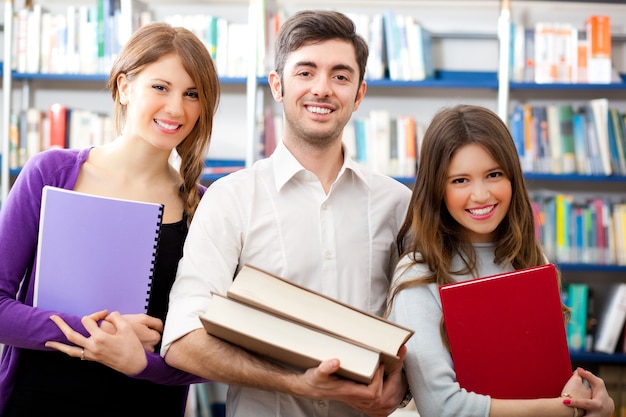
(561, 367, 592, 400)
(99, 312, 163, 352)
(562, 368, 615, 417)
(45, 310, 160, 375)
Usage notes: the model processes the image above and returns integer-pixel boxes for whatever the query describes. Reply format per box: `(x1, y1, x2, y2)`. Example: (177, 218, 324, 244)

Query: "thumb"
(318, 358, 340, 375)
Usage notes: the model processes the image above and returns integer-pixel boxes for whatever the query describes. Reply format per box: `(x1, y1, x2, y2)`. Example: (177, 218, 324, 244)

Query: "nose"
(310, 76, 332, 97)
(164, 94, 184, 116)
(470, 181, 491, 202)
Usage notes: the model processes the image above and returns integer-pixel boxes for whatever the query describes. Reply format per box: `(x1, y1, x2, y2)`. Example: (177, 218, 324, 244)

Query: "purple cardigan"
(0, 148, 206, 413)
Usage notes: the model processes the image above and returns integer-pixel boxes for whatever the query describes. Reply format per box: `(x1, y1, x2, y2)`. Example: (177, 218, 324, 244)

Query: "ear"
(352, 80, 367, 112)
(268, 71, 283, 102)
(117, 73, 130, 105)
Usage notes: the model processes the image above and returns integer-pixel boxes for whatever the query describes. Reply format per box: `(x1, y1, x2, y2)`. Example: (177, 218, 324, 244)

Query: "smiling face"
(118, 53, 201, 152)
(269, 39, 366, 149)
(444, 143, 512, 243)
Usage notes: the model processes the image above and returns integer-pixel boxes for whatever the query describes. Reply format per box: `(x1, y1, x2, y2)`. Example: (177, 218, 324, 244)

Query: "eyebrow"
(149, 78, 197, 90)
(293, 60, 356, 74)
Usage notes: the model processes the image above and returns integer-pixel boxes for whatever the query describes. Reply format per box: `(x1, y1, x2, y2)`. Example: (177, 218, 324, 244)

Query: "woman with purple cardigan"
(0, 22, 219, 416)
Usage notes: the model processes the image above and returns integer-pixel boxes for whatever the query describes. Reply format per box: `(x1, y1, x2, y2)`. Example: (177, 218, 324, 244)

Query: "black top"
(5, 219, 190, 417)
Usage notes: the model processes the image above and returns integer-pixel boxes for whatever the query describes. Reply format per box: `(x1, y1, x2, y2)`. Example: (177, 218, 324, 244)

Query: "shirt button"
(317, 400, 327, 407)
(324, 251, 333, 259)
(321, 203, 328, 210)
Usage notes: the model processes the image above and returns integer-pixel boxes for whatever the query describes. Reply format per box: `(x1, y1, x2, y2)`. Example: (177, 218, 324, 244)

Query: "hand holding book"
(200, 265, 414, 384)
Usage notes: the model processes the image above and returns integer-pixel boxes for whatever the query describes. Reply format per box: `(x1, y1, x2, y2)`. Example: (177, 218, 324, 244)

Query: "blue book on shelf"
(34, 186, 163, 317)
(567, 283, 589, 352)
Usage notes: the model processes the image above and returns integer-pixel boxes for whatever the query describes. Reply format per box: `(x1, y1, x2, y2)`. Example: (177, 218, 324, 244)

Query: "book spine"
(146, 204, 165, 311)
(567, 283, 588, 352)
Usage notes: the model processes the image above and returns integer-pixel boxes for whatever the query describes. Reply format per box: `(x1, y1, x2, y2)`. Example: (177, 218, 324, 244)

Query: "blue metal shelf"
(268, 70, 626, 91)
(524, 173, 626, 182)
(8, 71, 247, 85)
(570, 352, 626, 364)
(511, 74, 626, 90)
(363, 70, 499, 89)
(557, 263, 626, 273)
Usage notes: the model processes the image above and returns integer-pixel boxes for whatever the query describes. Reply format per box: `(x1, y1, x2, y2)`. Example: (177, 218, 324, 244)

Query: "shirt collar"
(272, 141, 370, 192)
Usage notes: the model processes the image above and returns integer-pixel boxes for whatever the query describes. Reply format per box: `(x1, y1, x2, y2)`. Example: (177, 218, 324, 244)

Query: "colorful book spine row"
(344, 110, 423, 178)
(510, 15, 615, 84)
(12, 1, 250, 78)
(263, 8, 434, 81)
(7, 105, 114, 171)
(531, 192, 626, 266)
(510, 99, 626, 176)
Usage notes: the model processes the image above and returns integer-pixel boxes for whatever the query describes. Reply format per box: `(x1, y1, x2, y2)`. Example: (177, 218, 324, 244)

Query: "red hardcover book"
(439, 264, 572, 399)
(48, 103, 68, 150)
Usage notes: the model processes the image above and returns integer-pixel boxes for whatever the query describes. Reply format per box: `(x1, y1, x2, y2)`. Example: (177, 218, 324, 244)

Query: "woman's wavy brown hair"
(108, 22, 220, 222)
(386, 105, 569, 345)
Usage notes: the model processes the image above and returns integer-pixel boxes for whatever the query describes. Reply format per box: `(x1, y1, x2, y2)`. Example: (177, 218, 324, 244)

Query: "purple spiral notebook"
(34, 186, 163, 316)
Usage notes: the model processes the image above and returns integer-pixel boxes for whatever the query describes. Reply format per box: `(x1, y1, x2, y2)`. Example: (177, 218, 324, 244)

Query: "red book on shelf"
(440, 264, 572, 399)
(48, 103, 68, 150)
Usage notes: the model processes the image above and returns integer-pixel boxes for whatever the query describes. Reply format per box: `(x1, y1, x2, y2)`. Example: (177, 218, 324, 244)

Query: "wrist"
(560, 393, 583, 417)
(398, 369, 412, 408)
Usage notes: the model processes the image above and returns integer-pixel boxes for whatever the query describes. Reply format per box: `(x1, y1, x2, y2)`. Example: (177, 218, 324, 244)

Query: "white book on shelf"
(594, 283, 626, 354)
(368, 109, 391, 175)
(534, 22, 556, 84)
(405, 16, 426, 81)
(14, 8, 28, 73)
(78, 5, 99, 75)
(588, 98, 612, 176)
(367, 13, 385, 80)
(119, 0, 151, 47)
(65, 5, 80, 74)
(25, 4, 45, 74)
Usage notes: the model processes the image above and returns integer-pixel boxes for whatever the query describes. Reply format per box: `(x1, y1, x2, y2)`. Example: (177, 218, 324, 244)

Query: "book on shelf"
(439, 264, 572, 399)
(199, 265, 414, 384)
(558, 104, 577, 174)
(594, 283, 626, 354)
(572, 111, 590, 174)
(47, 103, 68, 150)
(534, 22, 556, 84)
(608, 108, 626, 175)
(613, 203, 626, 266)
(34, 186, 163, 317)
(25, 108, 44, 163)
(586, 15, 612, 84)
(587, 98, 612, 176)
(567, 283, 589, 352)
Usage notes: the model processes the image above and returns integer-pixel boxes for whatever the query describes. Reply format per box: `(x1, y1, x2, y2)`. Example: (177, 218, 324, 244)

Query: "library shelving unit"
(1, 0, 626, 408)
(0, 0, 255, 204)
(500, 1, 626, 371)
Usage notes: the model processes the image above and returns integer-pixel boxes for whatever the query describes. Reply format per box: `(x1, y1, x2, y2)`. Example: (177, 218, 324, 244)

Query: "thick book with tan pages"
(199, 265, 414, 384)
(439, 264, 572, 399)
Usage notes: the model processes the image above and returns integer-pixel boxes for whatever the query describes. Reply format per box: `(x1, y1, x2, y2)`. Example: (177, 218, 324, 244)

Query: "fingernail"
(563, 399, 571, 405)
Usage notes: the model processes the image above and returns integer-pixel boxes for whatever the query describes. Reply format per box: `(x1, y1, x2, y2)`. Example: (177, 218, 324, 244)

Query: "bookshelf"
(0, 0, 255, 204)
(1, 0, 626, 412)
(500, 7, 626, 399)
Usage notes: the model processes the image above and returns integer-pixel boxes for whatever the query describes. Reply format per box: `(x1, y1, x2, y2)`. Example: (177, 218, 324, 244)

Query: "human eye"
(185, 90, 199, 100)
(451, 177, 467, 185)
(487, 170, 504, 179)
(152, 84, 167, 92)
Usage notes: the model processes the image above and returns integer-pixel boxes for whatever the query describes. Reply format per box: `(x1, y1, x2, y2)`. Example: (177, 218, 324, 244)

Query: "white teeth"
(307, 106, 331, 114)
(469, 206, 494, 216)
(155, 120, 180, 130)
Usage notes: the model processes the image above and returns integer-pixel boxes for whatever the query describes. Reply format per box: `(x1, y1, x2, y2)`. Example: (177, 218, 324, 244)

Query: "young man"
(161, 10, 412, 417)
